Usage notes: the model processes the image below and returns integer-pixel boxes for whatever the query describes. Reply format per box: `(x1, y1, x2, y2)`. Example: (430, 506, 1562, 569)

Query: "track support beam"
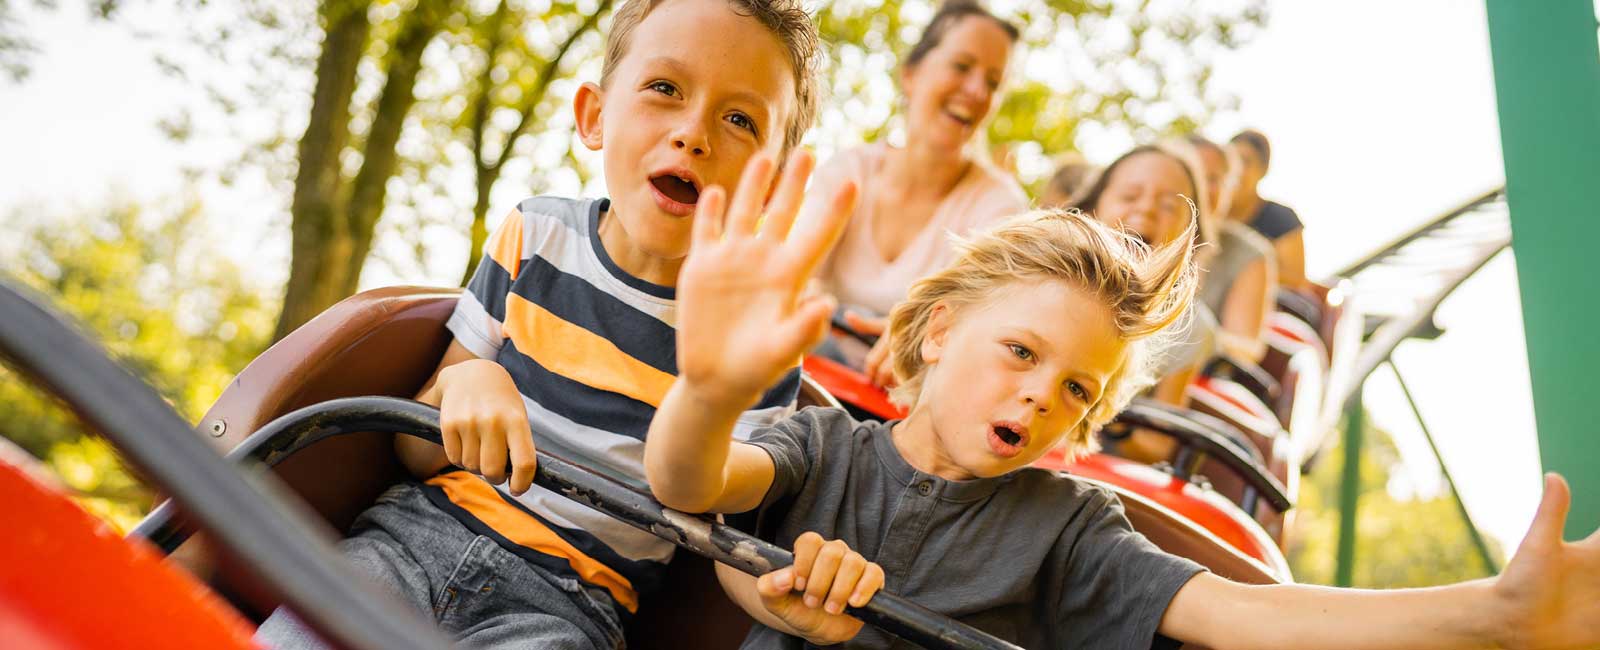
(1485, 0, 1600, 539)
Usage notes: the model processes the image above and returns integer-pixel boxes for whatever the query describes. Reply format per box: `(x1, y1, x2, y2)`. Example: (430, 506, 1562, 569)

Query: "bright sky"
(0, 1, 1552, 551)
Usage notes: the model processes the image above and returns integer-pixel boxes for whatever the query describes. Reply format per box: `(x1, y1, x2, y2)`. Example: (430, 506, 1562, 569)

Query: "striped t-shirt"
(425, 196, 799, 614)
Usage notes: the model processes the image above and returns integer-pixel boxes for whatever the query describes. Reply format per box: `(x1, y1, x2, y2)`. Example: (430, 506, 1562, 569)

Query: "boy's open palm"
(677, 150, 857, 404)
(1490, 473, 1600, 650)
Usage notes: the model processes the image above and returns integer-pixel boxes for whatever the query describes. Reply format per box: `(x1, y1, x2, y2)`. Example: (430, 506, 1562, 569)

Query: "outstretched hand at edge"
(1490, 473, 1600, 650)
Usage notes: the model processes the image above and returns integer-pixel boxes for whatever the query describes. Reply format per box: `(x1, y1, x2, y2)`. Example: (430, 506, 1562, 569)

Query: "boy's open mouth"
(986, 421, 1028, 458)
(649, 173, 700, 206)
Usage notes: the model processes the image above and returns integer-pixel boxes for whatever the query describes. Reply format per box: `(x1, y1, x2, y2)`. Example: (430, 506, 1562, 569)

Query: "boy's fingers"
(758, 149, 816, 241)
(849, 563, 885, 608)
(1525, 473, 1572, 548)
(804, 541, 847, 608)
(457, 425, 480, 473)
(729, 153, 778, 236)
(792, 531, 822, 591)
(758, 567, 794, 597)
(786, 181, 857, 278)
(693, 186, 727, 246)
(777, 295, 837, 360)
(441, 417, 463, 466)
(825, 553, 867, 614)
(480, 430, 508, 485)
(508, 428, 538, 496)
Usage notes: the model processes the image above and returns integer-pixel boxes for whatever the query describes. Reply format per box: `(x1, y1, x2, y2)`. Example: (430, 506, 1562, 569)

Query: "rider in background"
(1038, 152, 1098, 208)
(1226, 128, 1308, 291)
(1183, 134, 1277, 362)
(1069, 144, 1213, 461)
(805, 0, 1027, 387)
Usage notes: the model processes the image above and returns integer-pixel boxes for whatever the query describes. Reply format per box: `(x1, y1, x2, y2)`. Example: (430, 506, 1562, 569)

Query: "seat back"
(184, 287, 790, 648)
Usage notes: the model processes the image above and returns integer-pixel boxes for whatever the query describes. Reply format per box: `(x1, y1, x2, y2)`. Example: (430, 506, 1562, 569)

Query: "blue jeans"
(256, 483, 625, 650)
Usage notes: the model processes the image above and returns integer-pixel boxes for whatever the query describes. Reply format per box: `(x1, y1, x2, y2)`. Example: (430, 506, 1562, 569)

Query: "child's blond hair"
(887, 209, 1198, 456)
(601, 0, 821, 155)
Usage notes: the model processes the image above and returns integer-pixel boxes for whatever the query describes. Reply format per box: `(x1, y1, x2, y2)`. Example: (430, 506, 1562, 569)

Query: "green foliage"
(1287, 415, 1503, 587)
(149, 0, 1263, 284)
(0, 200, 276, 531)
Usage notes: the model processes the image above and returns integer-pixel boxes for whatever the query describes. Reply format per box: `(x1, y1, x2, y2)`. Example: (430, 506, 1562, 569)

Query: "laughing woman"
(807, 0, 1028, 385)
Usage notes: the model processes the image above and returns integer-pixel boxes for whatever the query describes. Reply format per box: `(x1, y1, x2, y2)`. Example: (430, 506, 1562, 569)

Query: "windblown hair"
(886, 209, 1198, 456)
(601, 0, 822, 154)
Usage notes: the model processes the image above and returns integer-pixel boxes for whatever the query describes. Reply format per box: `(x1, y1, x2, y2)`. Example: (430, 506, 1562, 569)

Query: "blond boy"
(646, 153, 1600, 649)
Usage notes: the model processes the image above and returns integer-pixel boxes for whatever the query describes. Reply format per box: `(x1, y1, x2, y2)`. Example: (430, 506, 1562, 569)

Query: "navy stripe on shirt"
(510, 255, 678, 375)
(497, 343, 657, 441)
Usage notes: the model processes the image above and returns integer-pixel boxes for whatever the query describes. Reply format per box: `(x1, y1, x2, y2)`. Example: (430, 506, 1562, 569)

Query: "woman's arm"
(1159, 474, 1600, 650)
(1218, 257, 1273, 362)
(1275, 229, 1307, 289)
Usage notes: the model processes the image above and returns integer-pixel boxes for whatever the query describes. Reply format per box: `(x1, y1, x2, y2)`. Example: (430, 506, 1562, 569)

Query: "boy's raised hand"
(676, 149, 857, 406)
(1488, 473, 1600, 650)
(757, 532, 885, 646)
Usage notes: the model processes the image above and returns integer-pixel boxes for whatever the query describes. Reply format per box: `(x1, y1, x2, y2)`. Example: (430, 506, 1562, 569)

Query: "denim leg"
(440, 535, 625, 650)
(254, 524, 436, 649)
(256, 482, 627, 650)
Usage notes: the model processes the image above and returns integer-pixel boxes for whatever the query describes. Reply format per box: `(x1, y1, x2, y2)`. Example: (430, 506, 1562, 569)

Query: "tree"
(1287, 415, 1503, 587)
(0, 199, 276, 530)
(145, 0, 1262, 339)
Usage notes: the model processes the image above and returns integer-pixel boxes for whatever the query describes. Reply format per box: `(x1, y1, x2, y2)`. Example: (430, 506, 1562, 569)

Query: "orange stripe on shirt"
(426, 471, 640, 613)
(487, 209, 525, 277)
(503, 294, 676, 407)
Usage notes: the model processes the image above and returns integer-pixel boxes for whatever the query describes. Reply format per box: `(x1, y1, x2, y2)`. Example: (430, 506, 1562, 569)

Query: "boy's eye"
(1008, 343, 1033, 362)
(1067, 381, 1088, 401)
(727, 112, 757, 134)
(648, 81, 679, 97)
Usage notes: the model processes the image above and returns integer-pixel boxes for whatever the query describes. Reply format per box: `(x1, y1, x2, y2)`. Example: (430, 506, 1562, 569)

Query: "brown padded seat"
(184, 286, 1281, 649)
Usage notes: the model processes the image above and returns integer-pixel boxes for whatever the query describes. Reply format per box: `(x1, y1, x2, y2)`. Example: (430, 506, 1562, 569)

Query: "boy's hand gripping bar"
(136, 396, 1025, 650)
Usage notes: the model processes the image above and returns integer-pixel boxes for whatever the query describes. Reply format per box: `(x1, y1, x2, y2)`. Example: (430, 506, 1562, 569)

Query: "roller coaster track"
(1324, 186, 1512, 417)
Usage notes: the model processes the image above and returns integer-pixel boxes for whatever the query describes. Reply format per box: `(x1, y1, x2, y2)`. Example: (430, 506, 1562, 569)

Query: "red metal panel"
(0, 457, 258, 649)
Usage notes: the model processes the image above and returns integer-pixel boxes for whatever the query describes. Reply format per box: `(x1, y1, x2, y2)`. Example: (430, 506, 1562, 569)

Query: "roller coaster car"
(3, 285, 1290, 649)
(192, 288, 1291, 635)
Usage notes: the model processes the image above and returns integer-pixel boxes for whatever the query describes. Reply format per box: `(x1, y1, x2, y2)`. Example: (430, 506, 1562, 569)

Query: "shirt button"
(916, 481, 933, 496)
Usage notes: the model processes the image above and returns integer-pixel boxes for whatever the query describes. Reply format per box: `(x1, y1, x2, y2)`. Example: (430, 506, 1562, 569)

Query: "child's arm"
(714, 532, 886, 645)
(1159, 474, 1600, 650)
(397, 338, 539, 495)
(643, 150, 857, 513)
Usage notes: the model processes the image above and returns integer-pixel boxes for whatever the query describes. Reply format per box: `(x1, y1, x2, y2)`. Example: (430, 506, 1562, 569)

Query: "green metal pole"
(1485, 1, 1600, 540)
(1334, 385, 1364, 587)
(1388, 362, 1499, 574)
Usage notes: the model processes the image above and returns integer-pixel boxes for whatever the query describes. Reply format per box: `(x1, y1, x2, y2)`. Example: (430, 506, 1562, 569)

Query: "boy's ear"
(920, 302, 951, 365)
(574, 81, 605, 151)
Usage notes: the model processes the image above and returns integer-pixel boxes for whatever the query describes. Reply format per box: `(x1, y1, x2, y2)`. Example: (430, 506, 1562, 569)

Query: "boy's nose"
(672, 125, 711, 157)
(673, 137, 707, 156)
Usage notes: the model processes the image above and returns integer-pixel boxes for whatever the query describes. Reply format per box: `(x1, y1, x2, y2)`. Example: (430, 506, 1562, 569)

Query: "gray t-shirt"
(739, 408, 1206, 650)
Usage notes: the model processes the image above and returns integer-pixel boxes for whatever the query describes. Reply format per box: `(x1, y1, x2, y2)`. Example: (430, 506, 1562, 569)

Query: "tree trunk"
(275, 0, 372, 342)
(458, 0, 612, 284)
(340, 0, 449, 298)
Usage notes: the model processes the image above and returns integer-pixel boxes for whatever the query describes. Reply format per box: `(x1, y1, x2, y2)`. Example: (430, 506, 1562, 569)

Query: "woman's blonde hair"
(886, 209, 1198, 455)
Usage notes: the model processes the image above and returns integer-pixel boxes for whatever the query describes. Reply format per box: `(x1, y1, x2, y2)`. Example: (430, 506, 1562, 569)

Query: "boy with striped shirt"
(256, 0, 835, 647)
